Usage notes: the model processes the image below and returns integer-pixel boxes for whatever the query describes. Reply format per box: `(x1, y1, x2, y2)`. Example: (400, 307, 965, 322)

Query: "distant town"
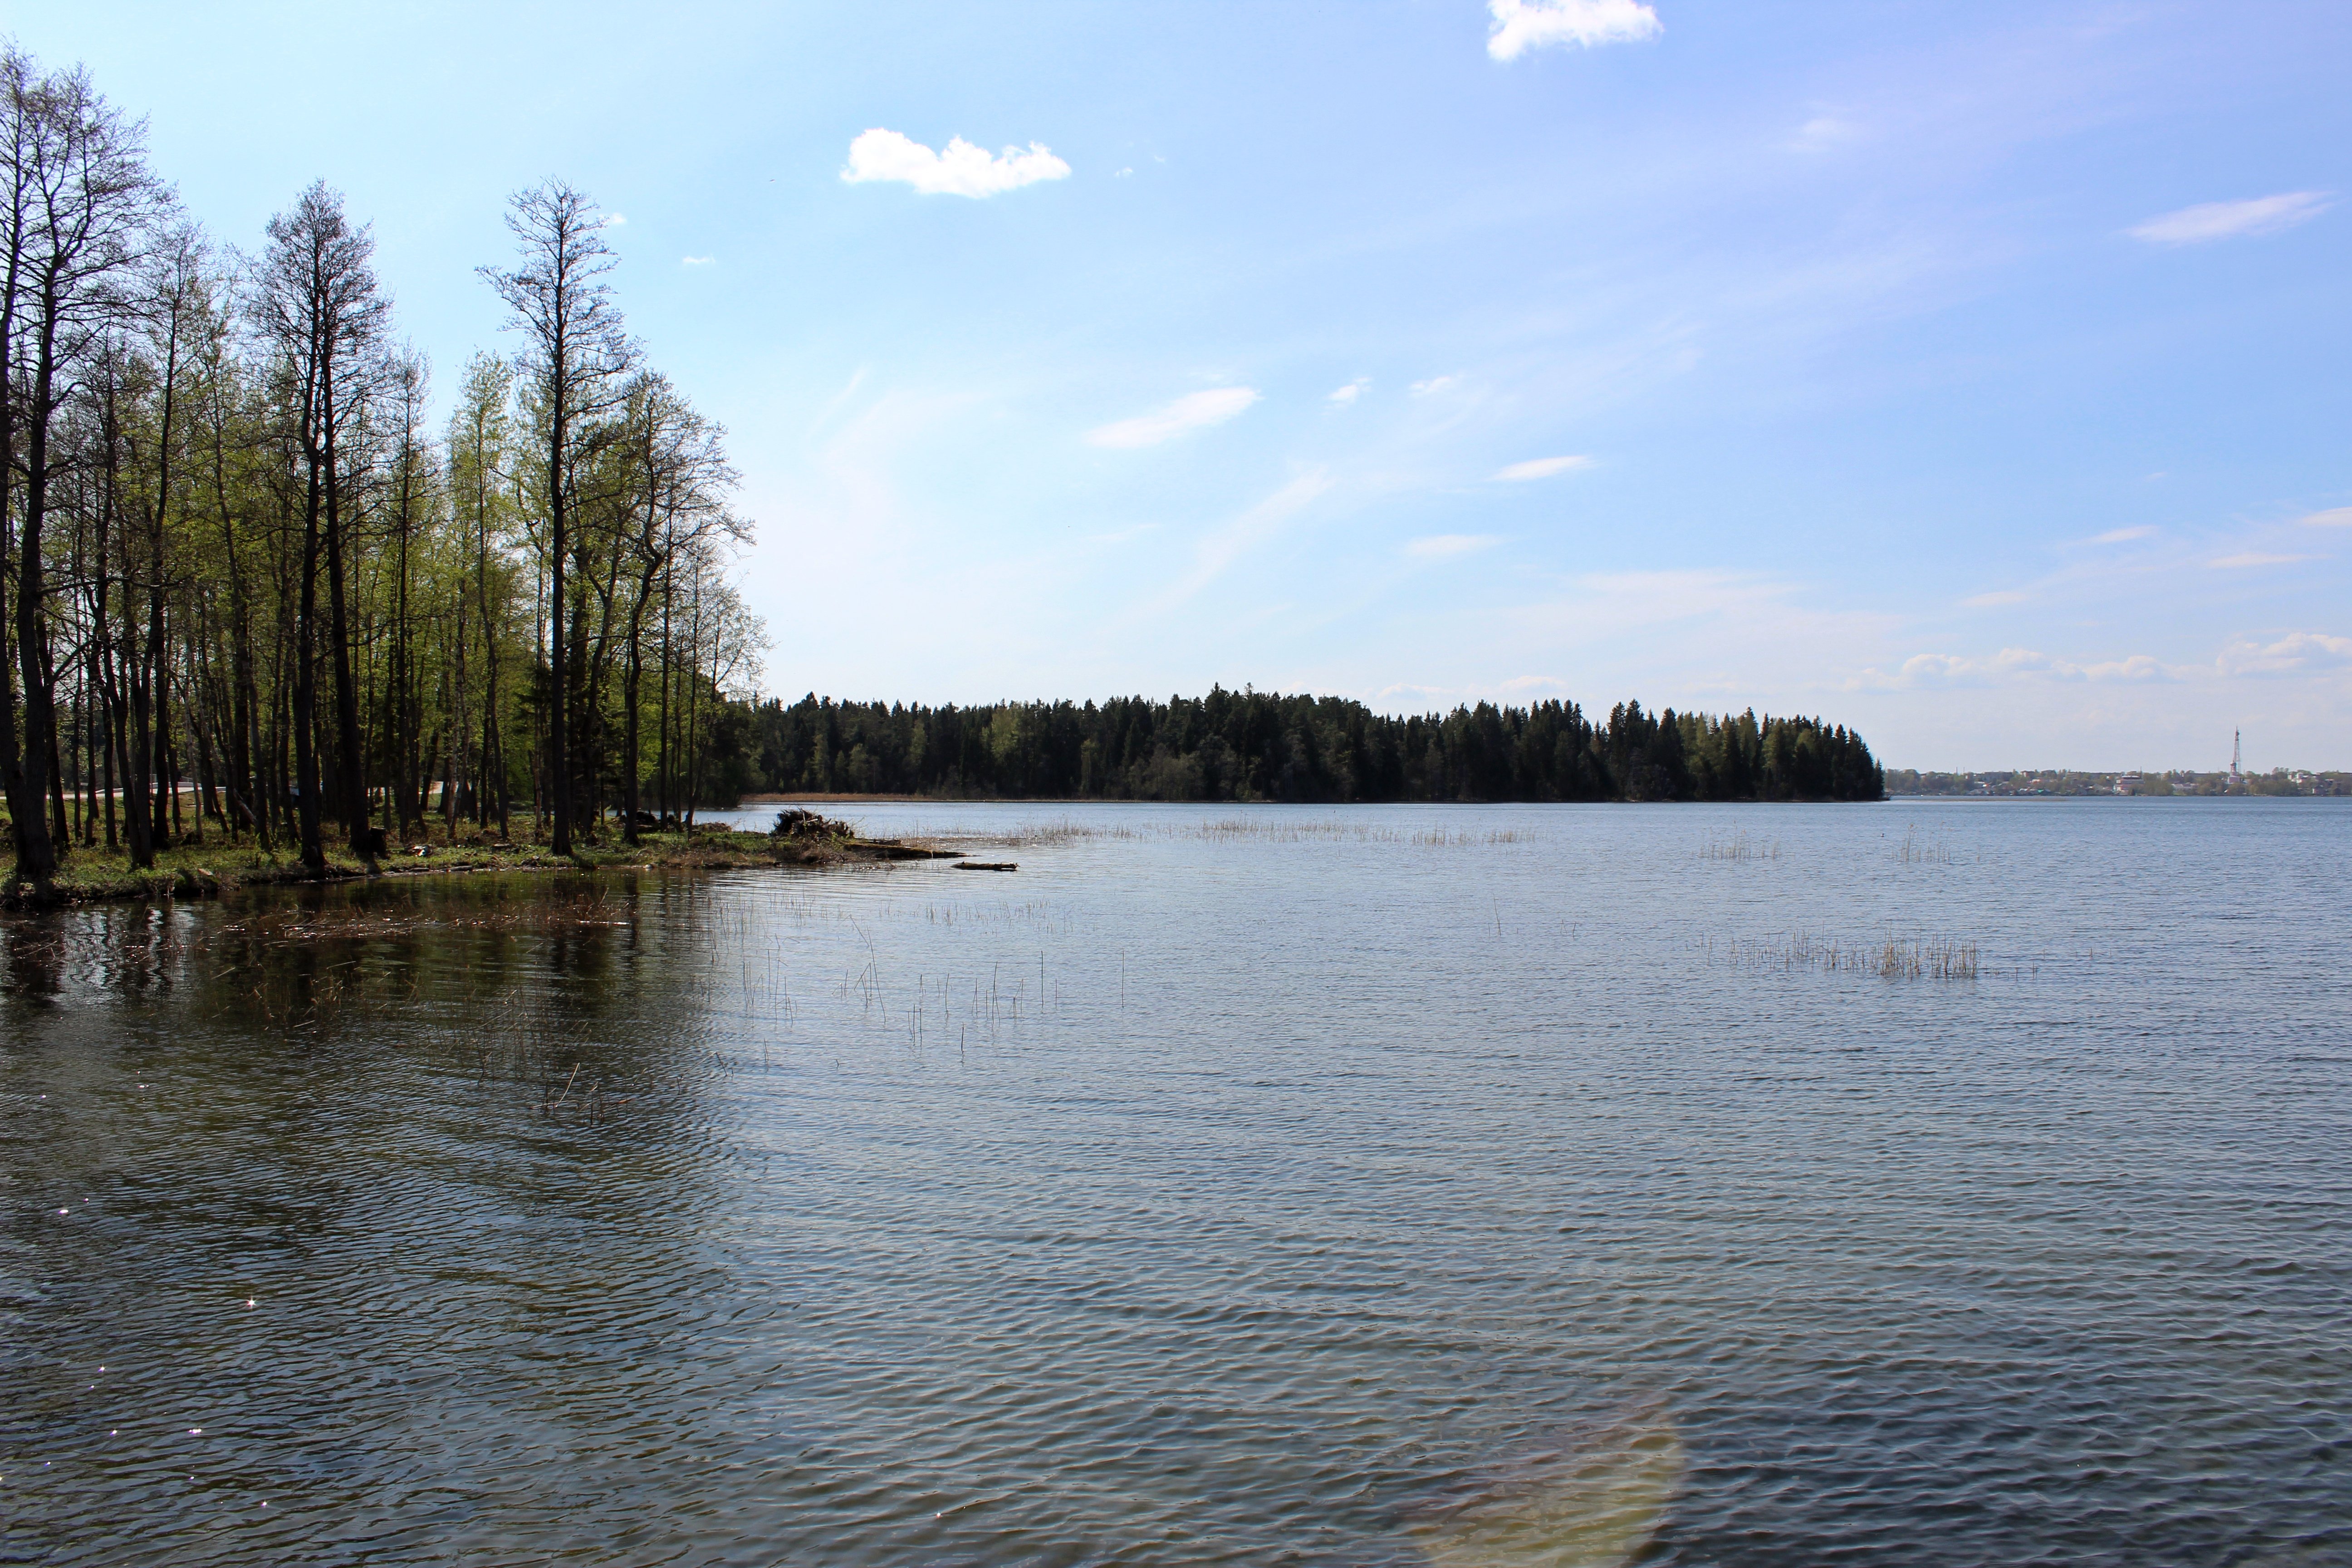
(1887, 768, 2342, 798)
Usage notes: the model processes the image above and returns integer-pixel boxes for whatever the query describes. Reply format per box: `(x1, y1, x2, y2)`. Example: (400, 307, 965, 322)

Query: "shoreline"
(0, 819, 961, 913)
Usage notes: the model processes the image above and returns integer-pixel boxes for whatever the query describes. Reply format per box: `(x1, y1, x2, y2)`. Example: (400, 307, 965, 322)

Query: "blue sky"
(12, 0, 2349, 769)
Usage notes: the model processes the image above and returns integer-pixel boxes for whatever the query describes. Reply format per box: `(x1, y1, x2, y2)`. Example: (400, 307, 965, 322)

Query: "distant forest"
(707, 691, 1886, 804)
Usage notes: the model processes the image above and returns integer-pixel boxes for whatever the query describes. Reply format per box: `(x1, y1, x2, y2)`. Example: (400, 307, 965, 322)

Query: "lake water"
(1, 800, 2345, 1566)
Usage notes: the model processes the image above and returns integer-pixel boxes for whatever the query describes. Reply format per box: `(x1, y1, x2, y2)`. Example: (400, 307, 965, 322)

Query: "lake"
(2, 800, 2345, 1566)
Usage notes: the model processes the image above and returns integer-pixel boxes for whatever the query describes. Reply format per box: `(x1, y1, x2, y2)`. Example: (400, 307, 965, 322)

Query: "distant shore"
(1887, 766, 2343, 799)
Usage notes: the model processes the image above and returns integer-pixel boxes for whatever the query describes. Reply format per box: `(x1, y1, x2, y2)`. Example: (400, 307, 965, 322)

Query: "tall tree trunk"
(140, 314, 179, 856)
(324, 418, 368, 857)
(294, 455, 325, 876)
(12, 319, 61, 893)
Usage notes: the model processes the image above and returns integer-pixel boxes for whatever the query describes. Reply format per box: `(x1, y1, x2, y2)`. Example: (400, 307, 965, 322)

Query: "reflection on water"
(2, 801, 2348, 1566)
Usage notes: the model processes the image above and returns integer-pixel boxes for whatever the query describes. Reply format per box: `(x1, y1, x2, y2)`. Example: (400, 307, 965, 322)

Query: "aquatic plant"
(1710, 932, 1981, 980)
(1698, 830, 1781, 862)
(1895, 824, 1955, 863)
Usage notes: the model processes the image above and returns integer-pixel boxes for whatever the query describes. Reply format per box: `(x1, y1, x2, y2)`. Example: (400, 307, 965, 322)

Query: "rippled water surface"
(2, 800, 2347, 1566)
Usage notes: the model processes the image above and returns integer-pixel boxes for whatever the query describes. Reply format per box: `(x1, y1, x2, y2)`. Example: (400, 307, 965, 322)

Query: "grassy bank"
(5, 813, 948, 910)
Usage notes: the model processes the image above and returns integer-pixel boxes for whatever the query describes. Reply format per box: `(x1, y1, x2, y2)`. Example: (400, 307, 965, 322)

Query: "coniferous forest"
(730, 692, 1886, 804)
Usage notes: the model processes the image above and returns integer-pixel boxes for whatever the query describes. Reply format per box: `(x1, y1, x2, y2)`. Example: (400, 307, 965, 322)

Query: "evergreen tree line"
(0, 49, 762, 896)
(739, 691, 1886, 804)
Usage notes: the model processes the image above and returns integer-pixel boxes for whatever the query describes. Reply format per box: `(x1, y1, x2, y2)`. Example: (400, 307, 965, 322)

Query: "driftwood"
(856, 841, 963, 860)
(952, 861, 1018, 872)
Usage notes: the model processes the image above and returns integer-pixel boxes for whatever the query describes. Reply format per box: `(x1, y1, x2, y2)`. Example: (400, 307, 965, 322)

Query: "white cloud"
(681, 255, 715, 267)
(2210, 551, 2321, 568)
(2299, 507, 2352, 529)
(601, 212, 627, 228)
(1328, 378, 1370, 405)
(1086, 387, 1259, 449)
(2220, 632, 2352, 676)
(2081, 655, 2172, 682)
(1862, 647, 2181, 689)
(2129, 191, 2332, 246)
(1963, 590, 2028, 607)
(1493, 455, 1592, 482)
(1407, 534, 1502, 559)
(1411, 374, 1463, 396)
(841, 129, 1071, 198)
(2092, 525, 2157, 544)
(1487, 0, 1662, 61)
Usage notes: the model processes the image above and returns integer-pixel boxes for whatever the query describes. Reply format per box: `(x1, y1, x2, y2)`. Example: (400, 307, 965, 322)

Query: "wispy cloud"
(2299, 507, 2352, 529)
(1487, 0, 1662, 62)
(1410, 374, 1463, 396)
(1791, 113, 1858, 152)
(1155, 469, 1334, 607)
(1086, 387, 1260, 449)
(2129, 191, 2332, 246)
(2092, 525, 2157, 544)
(1406, 534, 1502, 559)
(1493, 455, 1591, 482)
(601, 212, 627, 228)
(1328, 378, 1370, 405)
(1514, 569, 1895, 653)
(681, 255, 715, 267)
(2210, 551, 2321, 568)
(1963, 590, 2028, 607)
(842, 129, 1071, 198)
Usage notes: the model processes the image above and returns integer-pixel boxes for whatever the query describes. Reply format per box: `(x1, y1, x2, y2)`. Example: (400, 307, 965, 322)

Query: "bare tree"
(615, 372, 744, 842)
(0, 58, 782, 891)
(446, 350, 514, 836)
(0, 52, 162, 896)
(382, 347, 431, 834)
(110, 220, 206, 868)
(480, 180, 632, 857)
(249, 181, 387, 873)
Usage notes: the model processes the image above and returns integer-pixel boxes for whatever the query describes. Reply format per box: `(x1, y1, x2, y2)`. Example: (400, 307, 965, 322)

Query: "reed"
(866, 813, 1535, 850)
(1712, 932, 1980, 980)
(1186, 818, 1526, 845)
(1698, 830, 1780, 862)
(1895, 824, 1955, 864)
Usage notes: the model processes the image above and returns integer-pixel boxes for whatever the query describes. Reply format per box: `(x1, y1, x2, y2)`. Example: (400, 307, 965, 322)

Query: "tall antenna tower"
(2230, 729, 2243, 785)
